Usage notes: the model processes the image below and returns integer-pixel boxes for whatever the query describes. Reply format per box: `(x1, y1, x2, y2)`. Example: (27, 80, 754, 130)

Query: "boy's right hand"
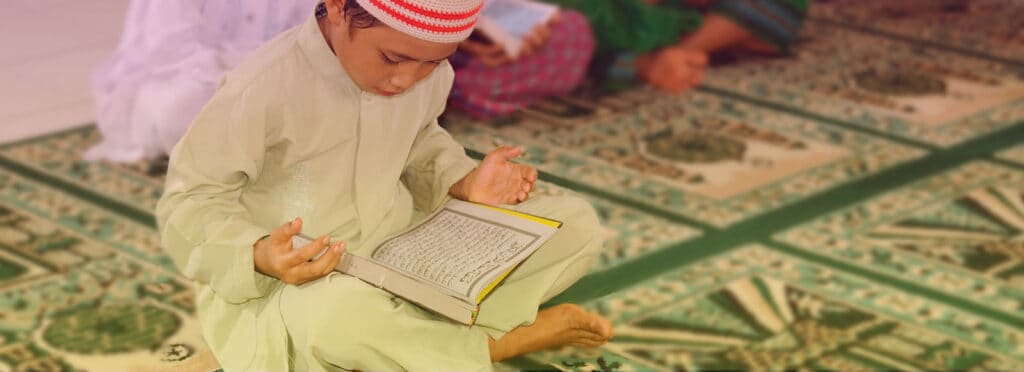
(253, 218, 345, 285)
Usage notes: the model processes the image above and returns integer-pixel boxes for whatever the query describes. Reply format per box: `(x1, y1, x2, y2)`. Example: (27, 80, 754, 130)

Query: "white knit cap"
(354, 0, 483, 43)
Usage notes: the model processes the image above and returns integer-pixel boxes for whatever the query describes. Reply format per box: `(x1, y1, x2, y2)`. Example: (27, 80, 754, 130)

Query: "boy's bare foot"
(488, 303, 613, 363)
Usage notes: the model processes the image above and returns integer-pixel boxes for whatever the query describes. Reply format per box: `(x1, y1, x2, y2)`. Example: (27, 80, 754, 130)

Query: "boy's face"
(322, 0, 459, 97)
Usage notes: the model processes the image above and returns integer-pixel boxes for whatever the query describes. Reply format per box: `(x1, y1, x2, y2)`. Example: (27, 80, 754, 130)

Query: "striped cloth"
(710, 0, 809, 50)
(448, 10, 594, 119)
(550, 0, 809, 54)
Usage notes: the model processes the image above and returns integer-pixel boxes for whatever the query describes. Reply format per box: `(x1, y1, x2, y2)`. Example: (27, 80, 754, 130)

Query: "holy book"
(474, 0, 559, 58)
(292, 199, 561, 325)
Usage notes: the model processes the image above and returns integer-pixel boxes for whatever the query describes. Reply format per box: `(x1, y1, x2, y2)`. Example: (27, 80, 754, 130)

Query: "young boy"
(155, 0, 612, 370)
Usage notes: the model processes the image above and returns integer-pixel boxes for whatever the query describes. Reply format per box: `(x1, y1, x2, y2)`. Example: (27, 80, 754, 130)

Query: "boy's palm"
(253, 218, 345, 285)
(458, 146, 537, 205)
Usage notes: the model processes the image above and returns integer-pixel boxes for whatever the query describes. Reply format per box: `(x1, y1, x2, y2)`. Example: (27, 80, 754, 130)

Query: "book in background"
(475, 0, 559, 59)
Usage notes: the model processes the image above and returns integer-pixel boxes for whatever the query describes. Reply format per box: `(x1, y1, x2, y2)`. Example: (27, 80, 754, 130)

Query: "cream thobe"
(156, 13, 601, 372)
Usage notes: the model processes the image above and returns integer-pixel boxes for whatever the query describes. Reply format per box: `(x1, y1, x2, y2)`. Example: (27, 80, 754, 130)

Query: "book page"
(477, 0, 558, 57)
(370, 207, 541, 299)
(481, 0, 557, 39)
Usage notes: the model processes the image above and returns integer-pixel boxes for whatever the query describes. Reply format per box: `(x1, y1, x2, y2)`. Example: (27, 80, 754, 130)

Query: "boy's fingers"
(290, 235, 330, 264)
(309, 242, 346, 276)
(290, 243, 343, 284)
(484, 147, 513, 163)
(270, 218, 301, 244)
(525, 166, 538, 182)
(498, 146, 524, 159)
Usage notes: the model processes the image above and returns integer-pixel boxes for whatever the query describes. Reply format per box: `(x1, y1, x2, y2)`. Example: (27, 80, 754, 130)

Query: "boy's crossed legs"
(280, 195, 611, 370)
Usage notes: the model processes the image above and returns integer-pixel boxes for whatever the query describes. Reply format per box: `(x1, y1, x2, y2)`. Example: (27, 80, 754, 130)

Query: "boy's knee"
(524, 195, 602, 243)
(557, 195, 601, 232)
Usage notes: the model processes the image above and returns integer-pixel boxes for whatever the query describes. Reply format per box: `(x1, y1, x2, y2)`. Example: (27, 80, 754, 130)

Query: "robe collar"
(297, 12, 361, 96)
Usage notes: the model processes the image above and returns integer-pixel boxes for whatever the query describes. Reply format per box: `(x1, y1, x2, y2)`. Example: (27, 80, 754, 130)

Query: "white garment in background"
(87, 0, 316, 163)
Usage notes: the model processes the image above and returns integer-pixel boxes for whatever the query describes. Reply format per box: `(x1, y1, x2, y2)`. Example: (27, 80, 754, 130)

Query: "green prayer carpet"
(0, 1, 1022, 370)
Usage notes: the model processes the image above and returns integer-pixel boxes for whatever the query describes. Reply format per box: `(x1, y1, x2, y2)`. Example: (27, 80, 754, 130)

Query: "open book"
(475, 0, 559, 58)
(292, 199, 561, 325)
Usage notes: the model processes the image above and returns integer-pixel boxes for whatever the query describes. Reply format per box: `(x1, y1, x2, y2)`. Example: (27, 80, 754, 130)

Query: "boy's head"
(319, 0, 482, 96)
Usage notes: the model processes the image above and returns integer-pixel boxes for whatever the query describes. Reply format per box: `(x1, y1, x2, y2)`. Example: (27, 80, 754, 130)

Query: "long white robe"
(88, 0, 316, 163)
(157, 13, 601, 371)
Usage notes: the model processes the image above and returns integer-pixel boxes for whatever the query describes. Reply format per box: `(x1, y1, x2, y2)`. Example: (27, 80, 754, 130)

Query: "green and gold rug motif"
(1, 2, 1023, 369)
(0, 168, 216, 372)
(525, 245, 1024, 371)
(446, 91, 925, 226)
(704, 22, 1024, 147)
(776, 161, 1024, 316)
(811, 0, 1024, 62)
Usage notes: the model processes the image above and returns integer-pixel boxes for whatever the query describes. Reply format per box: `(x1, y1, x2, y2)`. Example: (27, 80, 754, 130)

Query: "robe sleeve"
(401, 67, 478, 213)
(156, 83, 279, 304)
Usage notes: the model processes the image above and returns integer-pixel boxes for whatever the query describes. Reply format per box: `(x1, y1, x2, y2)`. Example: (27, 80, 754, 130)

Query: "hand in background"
(459, 37, 513, 67)
(450, 146, 538, 205)
(460, 10, 559, 65)
(253, 218, 345, 285)
(638, 46, 708, 94)
(518, 11, 557, 58)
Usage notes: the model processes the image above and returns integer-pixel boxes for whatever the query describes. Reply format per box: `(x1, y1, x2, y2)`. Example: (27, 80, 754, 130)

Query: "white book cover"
(476, 0, 559, 58)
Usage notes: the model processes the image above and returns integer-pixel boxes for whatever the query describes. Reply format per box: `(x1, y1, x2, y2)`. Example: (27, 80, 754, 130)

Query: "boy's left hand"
(450, 146, 537, 205)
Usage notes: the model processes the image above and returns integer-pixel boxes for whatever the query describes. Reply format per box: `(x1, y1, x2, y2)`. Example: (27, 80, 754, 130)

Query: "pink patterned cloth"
(449, 10, 595, 119)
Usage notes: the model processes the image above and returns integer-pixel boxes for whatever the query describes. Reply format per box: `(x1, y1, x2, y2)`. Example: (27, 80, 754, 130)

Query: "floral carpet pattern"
(811, 0, 1024, 62)
(0, 1, 1023, 370)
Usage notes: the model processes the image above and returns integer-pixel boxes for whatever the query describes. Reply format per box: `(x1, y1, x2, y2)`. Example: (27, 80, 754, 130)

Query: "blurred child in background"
(449, 0, 595, 119)
(553, 0, 809, 93)
(88, 0, 316, 163)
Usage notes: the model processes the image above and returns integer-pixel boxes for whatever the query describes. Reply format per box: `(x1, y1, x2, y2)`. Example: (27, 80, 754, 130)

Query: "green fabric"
(547, 0, 703, 54)
(549, 0, 809, 54)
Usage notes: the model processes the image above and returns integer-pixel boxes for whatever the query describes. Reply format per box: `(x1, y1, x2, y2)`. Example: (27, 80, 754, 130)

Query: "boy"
(156, 0, 611, 370)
